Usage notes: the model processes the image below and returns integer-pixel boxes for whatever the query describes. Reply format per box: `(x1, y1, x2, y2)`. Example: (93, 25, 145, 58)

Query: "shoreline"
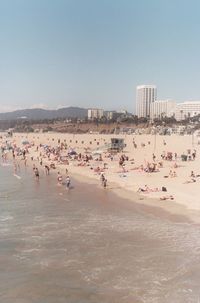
(65, 169, 200, 224)
(2, 132, 200, 223)
(4, 152, 197, 225)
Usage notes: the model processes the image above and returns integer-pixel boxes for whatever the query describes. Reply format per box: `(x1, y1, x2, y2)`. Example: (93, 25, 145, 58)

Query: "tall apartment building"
(150, 99, 176, 120)
(175, 101, 200, 121)
(136, 85, 157, 118)
(88, 108, 104, 120)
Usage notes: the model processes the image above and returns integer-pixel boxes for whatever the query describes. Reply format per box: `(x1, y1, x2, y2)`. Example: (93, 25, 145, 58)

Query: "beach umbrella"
(68, 150, 77, 155)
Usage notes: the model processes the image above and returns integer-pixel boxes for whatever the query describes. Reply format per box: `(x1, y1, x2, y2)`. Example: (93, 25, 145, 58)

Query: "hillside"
(0, 107, 87, 120)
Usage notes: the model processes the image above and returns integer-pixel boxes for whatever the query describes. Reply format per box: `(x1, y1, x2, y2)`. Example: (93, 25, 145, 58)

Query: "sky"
(1, 0, 200, 113)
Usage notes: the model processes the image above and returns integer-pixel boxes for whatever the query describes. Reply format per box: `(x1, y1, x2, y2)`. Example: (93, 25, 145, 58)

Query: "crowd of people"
(1, 134, 199, 202)
(0, 137, 110, 191)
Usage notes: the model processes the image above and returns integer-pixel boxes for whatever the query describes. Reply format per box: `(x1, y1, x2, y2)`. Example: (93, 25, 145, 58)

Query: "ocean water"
(1, 164, 200, 303)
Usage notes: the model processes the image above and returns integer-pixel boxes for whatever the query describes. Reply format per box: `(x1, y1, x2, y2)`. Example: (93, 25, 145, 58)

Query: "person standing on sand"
(57, 172, 63, 184)
(23, 150, 26, 160)
(100, 173, 105, 186)
(103, 178, 107, 188)
(45, 165, 50, 175)
(35, 168, 39, 180)
(66, 175, 71, 189)
(192, 150, 196, 160)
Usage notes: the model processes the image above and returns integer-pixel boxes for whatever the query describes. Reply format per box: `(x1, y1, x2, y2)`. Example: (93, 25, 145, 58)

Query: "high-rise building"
(175, 101, 200, 121)
(136, 85, 157, 118)
(88, 108, 104, 120)
(150, 99, 176, 120)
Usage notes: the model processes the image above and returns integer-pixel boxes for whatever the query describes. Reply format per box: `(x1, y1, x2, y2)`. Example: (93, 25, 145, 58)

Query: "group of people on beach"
(33, 140, 109, 189)
(31, 162, 72, 190)
(2, 133, 200, 204)
(57, 171, 71, 189)
(0, 138, 74, 191)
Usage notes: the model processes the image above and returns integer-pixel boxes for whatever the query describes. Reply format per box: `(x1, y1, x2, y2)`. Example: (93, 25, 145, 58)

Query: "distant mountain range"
(0, 107, 88, 120)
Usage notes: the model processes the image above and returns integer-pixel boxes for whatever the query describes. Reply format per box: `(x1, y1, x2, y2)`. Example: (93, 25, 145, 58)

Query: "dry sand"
(3, 132, 200, 222)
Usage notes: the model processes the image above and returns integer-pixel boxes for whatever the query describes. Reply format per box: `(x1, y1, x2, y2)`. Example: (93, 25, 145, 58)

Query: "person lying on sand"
(183, 179, 196, 184)
(137, 185, 160, 193)
(143, 163, 159, 173)
(160, 195, 174, 201)
(137, 185, 149, 193)
(77, 162, 87, 167)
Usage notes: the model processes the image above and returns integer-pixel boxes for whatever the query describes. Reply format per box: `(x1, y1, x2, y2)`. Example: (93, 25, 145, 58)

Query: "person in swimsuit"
(66, 175, 71, 189)
(57, 172, 63, 184)
(35, 168, 39, 180)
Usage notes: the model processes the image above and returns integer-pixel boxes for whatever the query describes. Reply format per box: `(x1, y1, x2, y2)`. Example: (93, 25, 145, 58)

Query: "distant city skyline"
(1, 0, 200, 113)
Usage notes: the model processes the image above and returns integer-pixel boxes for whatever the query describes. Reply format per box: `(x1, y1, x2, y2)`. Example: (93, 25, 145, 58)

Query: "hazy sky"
(1, 0, 200, 112)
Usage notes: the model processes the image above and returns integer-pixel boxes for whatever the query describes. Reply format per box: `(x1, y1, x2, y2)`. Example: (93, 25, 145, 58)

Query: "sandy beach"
(3, 131, 200, 302)
(2, 132, 200, 222)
